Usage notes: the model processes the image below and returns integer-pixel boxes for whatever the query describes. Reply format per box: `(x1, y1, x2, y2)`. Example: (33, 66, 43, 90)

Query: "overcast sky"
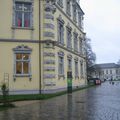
(80, 0, 120, 64)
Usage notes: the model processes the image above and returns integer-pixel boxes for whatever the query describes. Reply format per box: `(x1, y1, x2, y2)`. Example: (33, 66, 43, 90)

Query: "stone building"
(90, 63, 120, 81)
(0, 0, 87, 94)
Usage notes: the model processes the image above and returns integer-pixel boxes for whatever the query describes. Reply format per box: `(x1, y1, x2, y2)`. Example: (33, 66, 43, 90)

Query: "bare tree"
(85, 37, 96, 78)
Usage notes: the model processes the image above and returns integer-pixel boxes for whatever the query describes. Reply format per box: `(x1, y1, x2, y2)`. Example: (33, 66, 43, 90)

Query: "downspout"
(39, 0, 41, 94)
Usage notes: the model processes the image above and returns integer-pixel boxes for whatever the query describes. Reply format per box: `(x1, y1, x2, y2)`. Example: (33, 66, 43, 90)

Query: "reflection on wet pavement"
(1, 82, 120, 120)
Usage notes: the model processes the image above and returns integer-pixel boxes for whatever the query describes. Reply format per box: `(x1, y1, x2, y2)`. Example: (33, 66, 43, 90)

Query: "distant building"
(0, 0, 87, 94)
(90, 63, 120, 81)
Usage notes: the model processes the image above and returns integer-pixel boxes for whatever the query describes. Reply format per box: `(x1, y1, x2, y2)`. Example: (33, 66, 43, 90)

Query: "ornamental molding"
(13, 45, 32, 52)
(44, 60, 55, 64)
(66, 23, 72, 30)
(45, 14, 54, 20)
(67, 54, 72, 59)
(44, 0, 56, 13)
(57, 15, 65, 24)
(58, 51, 64, 56)
(44, 52, 55, 57)
(44, 74, 55, 79)
(80, 59, 83, 64)
(44, 32, 55, 38)
(44, 23, 54, 30)
(14, 0, 33, 2)
(74, 57, 78, 61)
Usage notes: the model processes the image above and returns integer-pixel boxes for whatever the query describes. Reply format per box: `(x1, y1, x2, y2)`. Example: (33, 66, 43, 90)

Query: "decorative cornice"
(0, 38, 86, 59)
(44, 0, 56, 13)
(13, 45, 32, 52)
(0, 38, 39, 43)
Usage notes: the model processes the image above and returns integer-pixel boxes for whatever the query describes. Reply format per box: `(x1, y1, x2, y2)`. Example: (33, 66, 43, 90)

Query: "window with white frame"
(78, 12, 82, 28)
(13, 45, 32, 76)
(57, 16, 64, 45)
(66, 0, 71, 16)
(79, 38, 82, 54)
(80, 61, 84, 77)
(74, 33, 78, 52)
(67, 28, 72, 49)
(110, 70, 112, 74)
(75, 61, 78, 77)
(106, 70, 108, 74)
(68, 59, 72, 71)
(58, 56, 64, 75)
(14, 1, 33, 28)
(73, 4, 77, 22)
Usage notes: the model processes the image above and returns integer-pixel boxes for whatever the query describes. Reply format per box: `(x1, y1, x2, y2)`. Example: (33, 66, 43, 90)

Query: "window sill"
(13, 74, 32, 77)
(75, 76, 79, 79)
(58, 74, 65, 79)
(58, 42, 65, 46)
(12, 26, 34, 30)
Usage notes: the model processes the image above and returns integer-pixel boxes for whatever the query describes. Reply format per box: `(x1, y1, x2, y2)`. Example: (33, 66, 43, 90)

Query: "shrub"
(0, 83, 9, 106)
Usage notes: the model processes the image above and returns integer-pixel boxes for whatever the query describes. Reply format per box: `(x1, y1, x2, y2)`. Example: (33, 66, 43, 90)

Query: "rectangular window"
(58, 22, 64, 44)
(67, 29, 72, 49)
(106, 70, 108, 74)
(15, 53, 30, 75)
(75, 61, 78, 77)
(79, 39, 82, 54)
(15, 2, 32, 28)
(66, 0, 71, 16)
(73, 5, 76, 22)
(74, 33, 78, 52)
(110, 70, 112, 74)
(68, 59, 72, 71)
(78, 13, 83, 29)
(80, 62, 84, 77)
(58, 56, 64, 75)
(116, 69, 118, 74)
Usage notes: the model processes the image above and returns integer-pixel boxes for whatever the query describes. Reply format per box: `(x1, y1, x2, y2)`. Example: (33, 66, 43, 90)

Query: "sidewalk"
(13, 100, 40, 107)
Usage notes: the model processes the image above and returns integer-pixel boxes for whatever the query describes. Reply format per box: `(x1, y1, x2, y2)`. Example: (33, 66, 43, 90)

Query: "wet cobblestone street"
(1, 81, 120, 120)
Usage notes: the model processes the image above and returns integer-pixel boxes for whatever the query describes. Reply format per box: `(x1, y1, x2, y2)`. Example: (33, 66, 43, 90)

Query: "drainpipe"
(39, 0, 41, 94)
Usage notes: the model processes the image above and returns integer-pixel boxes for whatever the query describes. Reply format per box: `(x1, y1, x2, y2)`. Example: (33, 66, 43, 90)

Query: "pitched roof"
(94, 63, 120, 69)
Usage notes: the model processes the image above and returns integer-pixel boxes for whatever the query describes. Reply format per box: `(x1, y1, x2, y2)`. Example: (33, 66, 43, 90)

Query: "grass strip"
(0, 84, 95, 103)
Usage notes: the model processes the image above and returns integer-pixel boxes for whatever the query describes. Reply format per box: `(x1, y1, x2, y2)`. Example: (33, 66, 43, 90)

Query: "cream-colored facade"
(0, 0, 87, 94)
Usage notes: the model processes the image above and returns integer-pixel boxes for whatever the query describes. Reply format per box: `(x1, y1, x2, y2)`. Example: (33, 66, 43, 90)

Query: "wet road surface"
(1, 81, 120, 120)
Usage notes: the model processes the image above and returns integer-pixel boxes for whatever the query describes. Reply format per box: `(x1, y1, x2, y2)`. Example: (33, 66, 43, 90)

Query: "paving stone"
(0, 81, 120, 120)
